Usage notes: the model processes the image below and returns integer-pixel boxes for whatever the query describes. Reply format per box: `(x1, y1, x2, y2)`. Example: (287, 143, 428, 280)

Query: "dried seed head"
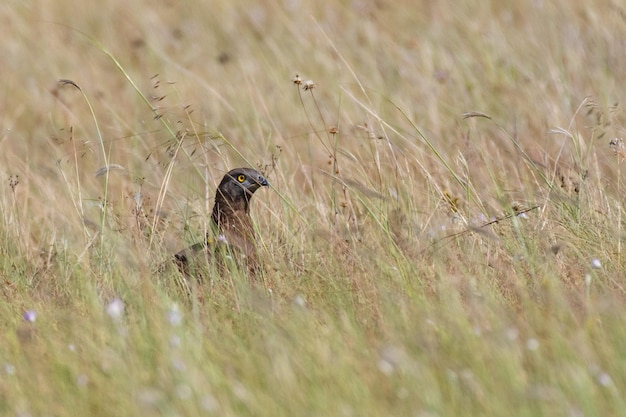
(95, 164, 128, 178)
(609, 138, 625, 160)
(303, 80, 315, 90)
(9, 175, 19, 192)
(443, 191, 459, 214)
(609, 137, 623, 149)
(292, 74, 302, 85)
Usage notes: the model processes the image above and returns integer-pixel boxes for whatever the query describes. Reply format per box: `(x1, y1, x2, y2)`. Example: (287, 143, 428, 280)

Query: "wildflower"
(598, 372, 613, 387)
(303, 80, 316, 90)
(377, 357, 395, 375)
(106, 298, 125, 320)
(167, 304, 183, 327)
(292, 74, 302, 85)
(294, 294, 306, 307)
(377, 345, 405, 375)
(4, 363, 15, 375)
(591, 258, 602, 269)
(22, 310, 36, 323)
(526, 338, 540, 351)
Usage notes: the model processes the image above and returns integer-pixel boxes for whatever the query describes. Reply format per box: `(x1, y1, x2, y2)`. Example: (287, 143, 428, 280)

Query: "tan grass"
(1, 0, 626, 415)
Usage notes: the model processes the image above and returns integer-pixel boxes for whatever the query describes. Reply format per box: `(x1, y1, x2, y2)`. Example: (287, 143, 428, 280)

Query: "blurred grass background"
(1, 0, 626, 415)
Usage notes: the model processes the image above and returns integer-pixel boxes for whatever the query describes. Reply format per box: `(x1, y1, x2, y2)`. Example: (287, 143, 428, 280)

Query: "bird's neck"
(211, 191, 251, 231)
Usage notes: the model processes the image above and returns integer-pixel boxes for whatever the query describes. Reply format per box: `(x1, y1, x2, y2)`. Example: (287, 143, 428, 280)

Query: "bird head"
(217, 167, 269, 202)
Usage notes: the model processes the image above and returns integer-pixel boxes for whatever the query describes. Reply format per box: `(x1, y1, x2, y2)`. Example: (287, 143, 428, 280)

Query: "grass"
(1, 0, 626, 415)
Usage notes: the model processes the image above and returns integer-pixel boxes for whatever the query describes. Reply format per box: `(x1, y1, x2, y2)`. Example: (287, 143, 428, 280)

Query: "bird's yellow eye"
(237, 174, 246, 183)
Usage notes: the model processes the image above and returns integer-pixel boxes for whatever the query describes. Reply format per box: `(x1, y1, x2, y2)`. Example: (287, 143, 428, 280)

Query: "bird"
(172, 167, 269, 279)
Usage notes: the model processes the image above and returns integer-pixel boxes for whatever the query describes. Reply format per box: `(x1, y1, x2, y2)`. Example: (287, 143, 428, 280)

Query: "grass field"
(2, 0, 626, 415)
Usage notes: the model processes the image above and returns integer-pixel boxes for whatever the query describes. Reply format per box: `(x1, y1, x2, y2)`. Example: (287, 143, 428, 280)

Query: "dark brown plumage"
(173, 167, 269, 278)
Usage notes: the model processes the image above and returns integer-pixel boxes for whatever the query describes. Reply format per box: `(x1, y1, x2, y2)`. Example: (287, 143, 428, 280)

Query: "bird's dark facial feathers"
(219, 168, 269, 200)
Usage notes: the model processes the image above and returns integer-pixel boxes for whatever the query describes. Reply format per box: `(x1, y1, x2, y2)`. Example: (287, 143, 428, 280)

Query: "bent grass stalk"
(57, 80, 110, 270)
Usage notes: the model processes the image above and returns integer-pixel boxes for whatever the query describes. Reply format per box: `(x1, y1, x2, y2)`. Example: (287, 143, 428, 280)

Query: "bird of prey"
(173, 167, 269, 279)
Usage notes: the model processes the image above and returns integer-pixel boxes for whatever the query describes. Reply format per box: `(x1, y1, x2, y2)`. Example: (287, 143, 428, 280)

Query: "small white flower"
(4, 363, 16, 375)
(377, 358, 395, 375)
(377, 345, 405, 376)
(526, 338, 540, 351)
(598, 372, 613, 386)
(294, 294, 306, 307)
(23, 310, 36, 323)
(591, 258, 602, 269)
(167, 304, 183, 327)
(106, 298, 125, 320)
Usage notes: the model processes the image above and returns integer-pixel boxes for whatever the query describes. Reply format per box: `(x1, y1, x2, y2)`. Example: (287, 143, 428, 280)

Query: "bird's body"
(173, 167, 269, 279)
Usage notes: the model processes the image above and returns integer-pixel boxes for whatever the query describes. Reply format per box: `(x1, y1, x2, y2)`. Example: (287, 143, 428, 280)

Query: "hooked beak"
(257, 174, 269, 187)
